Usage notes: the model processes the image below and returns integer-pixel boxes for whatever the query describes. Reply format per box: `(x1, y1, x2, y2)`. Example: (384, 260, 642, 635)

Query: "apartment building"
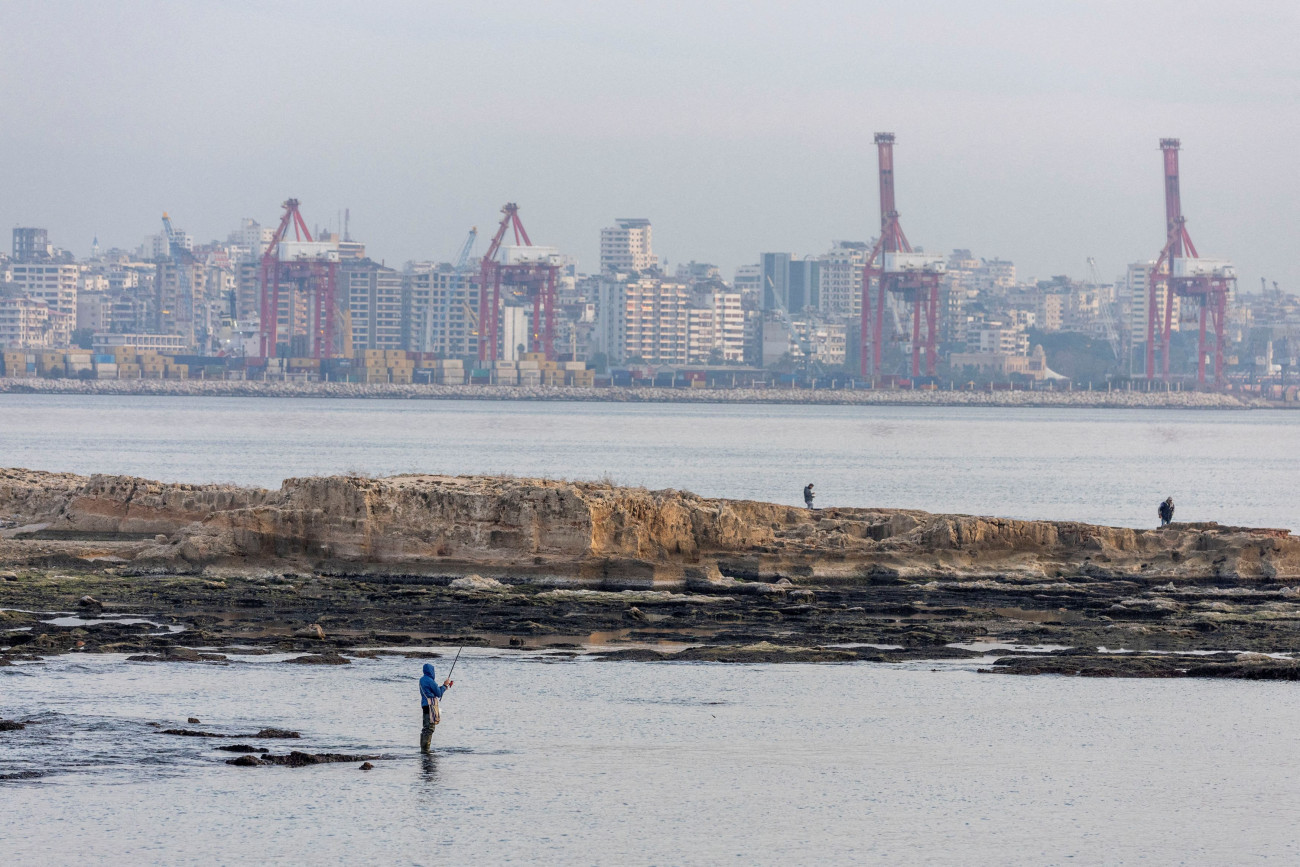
(0, 296, 57, 348)
(344, 259, 404, 351)
(818, 241, 867, 320)
(12, 228, 50, 262)
(1124, 261, 1179, 345)
(403, 264, 480, 357)
(610, 277, 689, 364)
(600, 219, 656, 273)
(10, 262, 79, 323)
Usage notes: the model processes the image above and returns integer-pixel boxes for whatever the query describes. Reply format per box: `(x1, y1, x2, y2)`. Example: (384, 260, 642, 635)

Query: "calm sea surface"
(4, 650, 1300, 864)
(0, 394, 1296, 530)
(4, 396, 1300, 864)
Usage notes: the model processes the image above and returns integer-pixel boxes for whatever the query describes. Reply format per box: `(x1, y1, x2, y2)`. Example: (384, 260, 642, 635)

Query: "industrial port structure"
(232, 139, 1239, 388)
(258, 198, 341, 359)
(859, 133, 946, 379)
(477, 203, 560, 365)
(1146, 138, 1235, 388)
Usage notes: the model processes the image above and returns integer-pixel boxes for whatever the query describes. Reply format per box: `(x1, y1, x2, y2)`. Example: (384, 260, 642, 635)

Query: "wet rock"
(0, 719, 26, 731)
(162, 728, 228, 737)
(284, 652, 349, 665)
(248, 751, 378, 768)
(216, 745, 270, 753)
(0, 770, 42, 780)
(449, 574, 506, 592)
(226, 754, 263, 766)
(127, 647, 227, 663)
(359, 761, 374, 770)
(593, 648, 668, 661)
(677, 642, 857, 663)
(980, 650, 1297, 679)
(253, 728, 301, 739)
(188, 717, 201, 724)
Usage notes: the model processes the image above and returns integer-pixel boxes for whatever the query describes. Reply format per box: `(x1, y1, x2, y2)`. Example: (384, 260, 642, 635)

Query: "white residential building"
(1124, 261, 1179, 345)
(817, 241, 868, 320)
(0, 296, 56, 348)
(600, 219, 657, 273)
(9, 262, 79, 323)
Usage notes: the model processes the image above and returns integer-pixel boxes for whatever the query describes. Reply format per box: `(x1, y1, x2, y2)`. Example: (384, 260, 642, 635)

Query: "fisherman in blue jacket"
(419, 662, 452, 729)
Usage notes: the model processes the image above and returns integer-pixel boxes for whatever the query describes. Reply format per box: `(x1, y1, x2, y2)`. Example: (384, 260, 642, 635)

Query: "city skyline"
(3, 2, 1298, 288)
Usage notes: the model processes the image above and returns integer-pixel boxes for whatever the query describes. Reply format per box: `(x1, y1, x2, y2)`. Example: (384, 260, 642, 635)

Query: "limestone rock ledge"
(1, 468, 1295, 588)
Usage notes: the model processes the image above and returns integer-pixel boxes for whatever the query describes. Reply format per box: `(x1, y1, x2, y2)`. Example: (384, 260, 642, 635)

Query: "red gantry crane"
(860, 133, 946, 379)
(1146, 139, 1234, 388)
(477, 203, 559, 364)
(258, 198, 341, 359)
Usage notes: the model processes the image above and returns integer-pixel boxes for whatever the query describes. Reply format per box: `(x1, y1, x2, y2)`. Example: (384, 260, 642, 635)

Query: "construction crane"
(1146, 138, 1234, 387)
(477, 204, 559, 364)
(159, 212, 198, 348)
(1087, 257, 1123, 362)
(765, 275, 821, 376)
(860, 133, 946, 378)
(423, 227, 478, 354)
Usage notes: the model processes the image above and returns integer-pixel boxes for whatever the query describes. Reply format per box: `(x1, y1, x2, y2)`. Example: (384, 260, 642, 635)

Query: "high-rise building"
(12, 228, 50, 262)
(817, 241, 868, 320)
(9, 262, 79, 325)
(343, 259, 404, 351)
(603, 276, 689, 364)
(684, 290, 744, 363)
(155, 259, 211, 351)
(733, 265, 762, 306)
(600, 219, 656, 273)
(0, 296, 56, 348)
(403, 264, 480, 357)
(1124, 261, 1179, 347)
(788, 258, 821, 313)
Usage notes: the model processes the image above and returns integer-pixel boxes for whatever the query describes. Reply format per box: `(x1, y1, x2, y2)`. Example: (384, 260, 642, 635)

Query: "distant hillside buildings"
(1, 214, 1283, 383)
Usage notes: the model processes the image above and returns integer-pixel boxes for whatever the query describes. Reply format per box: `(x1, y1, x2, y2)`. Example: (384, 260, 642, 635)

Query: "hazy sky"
(4, 1, 1298, 287)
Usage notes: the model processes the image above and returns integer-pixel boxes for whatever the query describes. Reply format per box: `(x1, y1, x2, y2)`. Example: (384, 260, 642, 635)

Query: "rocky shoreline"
(4, 468, 1300, 678)
(0, 376, 1269, 409)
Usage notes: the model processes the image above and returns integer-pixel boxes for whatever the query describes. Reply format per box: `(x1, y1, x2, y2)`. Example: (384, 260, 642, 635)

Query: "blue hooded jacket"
(419, 663, 446, 707)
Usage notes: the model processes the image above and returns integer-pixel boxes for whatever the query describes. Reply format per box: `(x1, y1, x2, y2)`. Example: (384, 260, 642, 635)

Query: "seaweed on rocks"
(226, 751, 379, 767)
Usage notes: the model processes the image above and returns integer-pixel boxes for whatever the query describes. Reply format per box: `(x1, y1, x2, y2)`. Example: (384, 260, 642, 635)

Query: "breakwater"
(0, 377, 1265, 409)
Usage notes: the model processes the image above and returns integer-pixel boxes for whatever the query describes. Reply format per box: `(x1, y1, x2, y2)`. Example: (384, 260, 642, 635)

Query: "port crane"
(477, 204, 559, 364)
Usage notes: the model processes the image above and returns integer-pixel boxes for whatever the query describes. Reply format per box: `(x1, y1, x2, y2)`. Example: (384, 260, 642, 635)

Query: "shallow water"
(1, 394, 1297, 530)
(3, 651, 1299, 864)
(4, 395, 1300, 863)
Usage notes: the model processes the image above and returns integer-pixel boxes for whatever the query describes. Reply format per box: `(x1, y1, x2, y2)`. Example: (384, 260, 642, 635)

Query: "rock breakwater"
(0, 377, 1263, 409)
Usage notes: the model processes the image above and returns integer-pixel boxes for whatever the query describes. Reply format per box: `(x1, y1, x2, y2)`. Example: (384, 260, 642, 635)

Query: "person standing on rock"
(419, 662, 452, 731)
(1158, 497, 1175, 526)
(804, 483, 816, 510)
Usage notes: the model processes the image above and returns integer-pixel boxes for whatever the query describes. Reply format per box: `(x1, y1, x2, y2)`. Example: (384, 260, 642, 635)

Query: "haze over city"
(5, 0, 1298, 286)
(9, 5, 1300, 864)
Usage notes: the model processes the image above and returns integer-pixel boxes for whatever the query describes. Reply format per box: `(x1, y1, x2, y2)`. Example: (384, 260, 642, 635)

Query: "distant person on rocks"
(804, 483, 816, 510)
(1158, 497, 1175, 526)
(419, 662, 452, 730)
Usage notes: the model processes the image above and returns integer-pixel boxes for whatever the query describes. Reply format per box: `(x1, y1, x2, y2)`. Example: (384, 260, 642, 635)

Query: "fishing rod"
(444, 644, 465, 684)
